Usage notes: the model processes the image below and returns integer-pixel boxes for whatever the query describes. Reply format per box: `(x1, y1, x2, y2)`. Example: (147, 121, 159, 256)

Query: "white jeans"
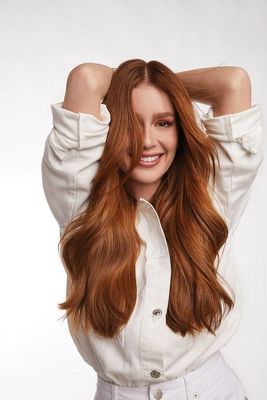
(93, 351, 248, 400)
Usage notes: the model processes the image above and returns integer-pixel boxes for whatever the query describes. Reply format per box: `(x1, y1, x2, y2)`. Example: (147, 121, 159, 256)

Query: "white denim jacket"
(41, 101, 264, 387)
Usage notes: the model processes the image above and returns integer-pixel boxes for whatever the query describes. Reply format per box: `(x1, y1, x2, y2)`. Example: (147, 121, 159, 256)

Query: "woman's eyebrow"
(136, 112, 175, 118)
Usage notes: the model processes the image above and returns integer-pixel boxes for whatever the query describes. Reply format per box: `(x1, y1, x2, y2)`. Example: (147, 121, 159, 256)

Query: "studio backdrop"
(0, 1, 266, 399)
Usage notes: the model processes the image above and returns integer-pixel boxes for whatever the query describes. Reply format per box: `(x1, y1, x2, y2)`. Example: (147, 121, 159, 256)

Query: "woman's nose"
(143, 126, 157, 149)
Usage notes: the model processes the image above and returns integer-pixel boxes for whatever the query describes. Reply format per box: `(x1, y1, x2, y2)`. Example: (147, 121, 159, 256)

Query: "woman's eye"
(157, 121, 173, 128)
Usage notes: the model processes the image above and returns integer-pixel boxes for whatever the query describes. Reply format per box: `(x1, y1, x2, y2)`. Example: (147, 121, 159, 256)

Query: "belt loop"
(111, 383, 117, 400)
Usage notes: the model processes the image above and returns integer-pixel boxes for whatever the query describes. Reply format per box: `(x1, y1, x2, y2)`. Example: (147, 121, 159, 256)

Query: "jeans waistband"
(95, 350, 225, 398)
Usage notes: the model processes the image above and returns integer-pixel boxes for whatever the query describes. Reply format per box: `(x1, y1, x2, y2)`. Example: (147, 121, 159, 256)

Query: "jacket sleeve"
(41, 101, 111, 234)
(199, 103, 264, 234)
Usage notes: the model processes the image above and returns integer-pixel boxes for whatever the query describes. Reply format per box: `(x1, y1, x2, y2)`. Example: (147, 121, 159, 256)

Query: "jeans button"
(153, 389, 163, 399)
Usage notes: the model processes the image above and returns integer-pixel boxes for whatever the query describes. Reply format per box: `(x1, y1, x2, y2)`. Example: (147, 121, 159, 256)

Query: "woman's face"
(120, 83, 178, 201)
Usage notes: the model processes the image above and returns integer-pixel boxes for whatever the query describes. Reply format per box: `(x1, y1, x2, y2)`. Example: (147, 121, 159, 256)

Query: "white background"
(0, 0, 266, 399)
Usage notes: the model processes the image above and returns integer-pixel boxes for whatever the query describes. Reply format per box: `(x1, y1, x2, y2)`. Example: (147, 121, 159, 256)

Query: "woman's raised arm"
(62, 62, 115, 119)
(177, 66, 264, 233)
(176, 66, 251, 116)
(41, 64, 112, 233)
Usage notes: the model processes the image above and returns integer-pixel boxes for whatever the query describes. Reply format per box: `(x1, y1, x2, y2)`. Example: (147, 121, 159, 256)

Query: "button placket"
(138, 199, 171, 378)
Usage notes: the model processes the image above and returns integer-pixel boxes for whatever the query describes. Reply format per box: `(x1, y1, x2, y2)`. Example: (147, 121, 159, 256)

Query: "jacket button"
(150, 370, 161, 378)
(153, 389, 163, 399)
(152, 309, 162, 317)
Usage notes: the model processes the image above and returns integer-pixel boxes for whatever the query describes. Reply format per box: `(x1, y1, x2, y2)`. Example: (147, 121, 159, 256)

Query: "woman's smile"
(129, 153, 165, 168)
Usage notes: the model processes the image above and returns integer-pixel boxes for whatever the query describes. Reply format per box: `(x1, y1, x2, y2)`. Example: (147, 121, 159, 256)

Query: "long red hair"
(58, 59, 234, 338)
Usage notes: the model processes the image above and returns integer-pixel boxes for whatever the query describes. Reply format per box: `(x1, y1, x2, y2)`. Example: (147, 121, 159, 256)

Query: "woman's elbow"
(67, 63, 97, 92)
(228, 67, 251, 96)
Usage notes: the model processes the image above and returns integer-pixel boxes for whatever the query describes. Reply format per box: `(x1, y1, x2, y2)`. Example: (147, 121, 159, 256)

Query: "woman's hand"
(176, 66, 251, 116)
(62, 63, 115, 117)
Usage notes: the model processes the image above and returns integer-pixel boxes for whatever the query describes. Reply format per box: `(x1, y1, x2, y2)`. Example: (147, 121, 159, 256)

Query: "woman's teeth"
(140, 155, 160, 162)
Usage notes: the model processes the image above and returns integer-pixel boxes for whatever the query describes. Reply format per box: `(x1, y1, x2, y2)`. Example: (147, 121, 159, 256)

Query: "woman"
(41, 59, 263, 399)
